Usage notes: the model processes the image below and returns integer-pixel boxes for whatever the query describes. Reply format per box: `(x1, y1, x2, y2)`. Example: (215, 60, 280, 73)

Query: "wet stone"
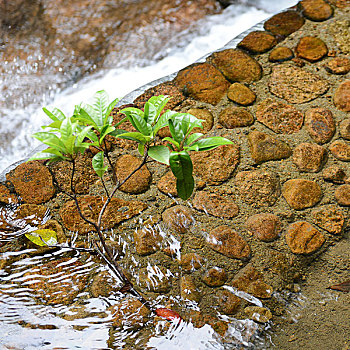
(329, 140, 350, 161)
(208, 48, 262, 83)
(162, 205, 194, 234)
(227, 83, 256, 106)
(192, 191, 239, 219)
(334, 80, 350, 112)
(292, 142, 327, 172)
(268, 65, 329, 104)
(192, 144, 240, 185)
(219, 107, 254, 128)
(246, 213, 281, 242)
(108, 298, 151, 330)
(202, 267, 228, 287)
(322, 165, 347, 184)
(312, 205, 345, 235)
(179, 253, 205, 273)
(59, 195, 147, 234)
(237, 30, 277, 54)
(263, 10, 305, 37)
(282, 179, 322, 210)
(6, 161, 55, 204)
(0, 184, 17, 204)
(299, 0, 334, 21)
(174, 62, 230, 105)
(157, 171, 177, 197)
(295, 36, 328, 62)
(90, 271, 120, 298)
(335, 184, 350, 206)
(248, 130, 292, 164)
(115, 155, 151, 194)
(244, 306, 272, 323)
(231, 265, 273, 299)
(187, 108, 214, 133)
(340, 119, 350, 140)
(305, 107, 336, 144)
(325, 57, 350, 75)
(256, 99, 304, 134)
(235, 170, 281, 208)
(268, 46, 294, 62)
(138, 265, 171, 293)
(285, 221, 325, 255)
(207, 225, 251, 260)
(180, 275, 201, 303)
(217, 290, 242, 315)
(134, 224, 164, 256)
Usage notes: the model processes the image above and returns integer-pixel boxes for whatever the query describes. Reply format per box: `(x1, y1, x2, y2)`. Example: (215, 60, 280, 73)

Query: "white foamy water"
(0, 0, 296, 174)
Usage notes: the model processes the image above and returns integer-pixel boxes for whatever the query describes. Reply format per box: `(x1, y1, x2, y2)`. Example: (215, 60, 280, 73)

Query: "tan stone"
(0, 184, 17, 204)
(139, 265, 172, 293)
(187, 108, 214, 133)
(292, 142, 327, 172)
(340, 119, 350, 140)
(296, 36, 328, 62)
(335, 184, 350, 206)
(227, 83, 256, 106)
(90, 271, 120, 298)
(334, 81, 350, 112)
(329, 140, 350, 161)
(179, 253, 205, 273)
(285, 221, 325, 254)
(202, 267, 227, 287)
(246, 213, 281, 242)
(237, 31, 277, 54)
(244, 306, 272, 323)
(157, 171, 177, 196)
(299, 0, 333, 21)
(248, 130, 292, 164)
(217, 290, 242, 315)
(207, 225, 251, 260)
(325, 57, 350, 75)
(269, 47, 294, 62)
(192, 191, 239, 219)
(305, 107, 335, 144)
(219, 107, 254, 128)
(322, 165, 347, 184)
(282, 179, 322, 210)
(134, 224, 163, 256)
(162, 205, 194, 234)
(180, 275, 201, 302)
(312, 205, 345, 235)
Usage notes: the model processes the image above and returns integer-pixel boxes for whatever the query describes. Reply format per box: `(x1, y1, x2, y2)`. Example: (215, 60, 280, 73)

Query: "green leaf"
(25, 229, 58, 247)
(92, 90, 109, 126)
(99, 125, 115, 143)
(76, 125, 93, 149)
(168, 119, 184, 144)
(148, 145, 170, 165)
(105, 96, 120, 124)
(129, 113, 152, 136)
(169, 151, 194, 200)
(138, 143, 145, 156)
(116, 132, 150, 144)
(147, 95, 170, 125)
(78, 107, 99, 130)
(152, 110, 177, 136)
(32, 132, 67, 154)
(43, 107, 66, 123)
(193, 137, 233, 152)
(163, 137, 180, 150)
(186, 133, 203, 146)
(92, 151, 108, 178)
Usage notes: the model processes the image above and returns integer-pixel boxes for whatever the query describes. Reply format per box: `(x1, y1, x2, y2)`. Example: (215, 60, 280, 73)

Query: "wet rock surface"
(237, 31, 277, 54)
(295, 36, 328, 62)
(219, 107, 254, 128)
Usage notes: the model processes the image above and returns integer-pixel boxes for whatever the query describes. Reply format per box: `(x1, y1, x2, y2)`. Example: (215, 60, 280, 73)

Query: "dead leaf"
(155, 308, 182, 321)
(328, 280, 350, 292)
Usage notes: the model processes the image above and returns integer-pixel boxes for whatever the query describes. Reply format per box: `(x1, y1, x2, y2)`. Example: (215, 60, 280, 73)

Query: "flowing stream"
(0, 1, 297, 349)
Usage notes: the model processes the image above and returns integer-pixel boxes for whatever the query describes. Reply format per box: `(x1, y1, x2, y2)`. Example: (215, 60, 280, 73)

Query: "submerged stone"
(134, 224, 164, 256)
(335, 184, 350, 206)
(139, 265, 172, 293)
(180, 275, 201, 302)
(340, 119, 350, 140)
(202, 267, 228, 287)
(162, 205, 194, 234)
(292, 142, 327, 173)
(325, 57, 350, 75)
(329, 140, 350, 161)
(217, 289, 242, 315)
(246, 213, 281, 242)
(179, 253, 205, 273)
(305, 107, 335, 144)
(244, 306, 272, 323)
(157, 171, 177, 197)
(322, 165, 347, 184)
(312, 205, 345, 235)
(334, 80, 350, 112)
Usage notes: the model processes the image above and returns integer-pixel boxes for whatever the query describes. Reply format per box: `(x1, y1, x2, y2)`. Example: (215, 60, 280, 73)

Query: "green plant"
(26, 90, 233, 317)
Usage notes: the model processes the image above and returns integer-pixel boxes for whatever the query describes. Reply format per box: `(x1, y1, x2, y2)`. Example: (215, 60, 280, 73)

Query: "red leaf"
(155, 308, 182, 321)
(328, 280, 350, 292)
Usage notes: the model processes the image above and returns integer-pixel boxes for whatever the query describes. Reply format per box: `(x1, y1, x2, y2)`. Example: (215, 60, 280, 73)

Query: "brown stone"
(235, 170, 281, 207)
(157, 171, 177, 197)
(268, 46, 294, 62)
(299, 0, 334, 21)
(134, 224, 163, 256)
(108, 298, 151, 329)
(268, 65, 329, 104)
(328, 0, 349, 7)
(219, 107, 254, 128)
(335, 184, 350, 206)
(13, 204, 48, 227)
(227, 83, 256, 106)
(305, 107, 336, 144)
(0, 184, 17, 204)
(246, 213, 281, 242)
(187, 108, 214, 133)
(217, 290, 242, 315)
(24, 258, 89, 305)
(115, 154, 151, 194)
(162, 205, 194, 234)
(180, 275, 201, 302)
(192, 191, 239, 219)
(207, 225, 251, 260)
(244, 306, 272, 323)
(292, 142, 327, 172)
(208, 49, 262, 83)
(90, 271, 120, 298)
(248, 130, 292, 164)
(295, 36, 328, 62)
(59, 195, 147, 234)
(263, 10, 305, 37)
(202, 267, 228, 287)
(285, 221, 325, 254)
(312, 205, 345, 235)
(325, 57, 350, 75)
(334, 80, 350, 112)
(282, 179, 322, 210)
(6, 161, 55, 204)
(329, 140, 350, 161)
(231, 265, 273, 299)
(191, 144, 240, 185)
(340, 119, 350, 140)
(256, 99, 304, 134)
(174, 62, 230, 105)
(179, 253, 205, 273)
(237, 31, 277, 54)
(322, 165, 347, 184)
(139, 265, 172, 293)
